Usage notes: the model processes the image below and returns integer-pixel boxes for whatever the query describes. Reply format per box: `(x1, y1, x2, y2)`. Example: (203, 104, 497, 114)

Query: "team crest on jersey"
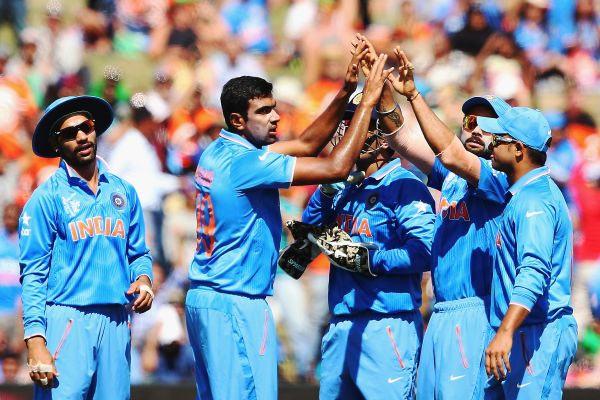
(496, 232, 502, 249)
(62, 193, 81, 217)
(367, 194, 378, 207)
(111, 193, 126, 210)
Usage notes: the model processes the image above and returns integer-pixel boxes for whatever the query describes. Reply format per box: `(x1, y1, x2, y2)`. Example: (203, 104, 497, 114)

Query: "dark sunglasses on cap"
(491, 134, 518, 147)
(55, 119, 95, 140)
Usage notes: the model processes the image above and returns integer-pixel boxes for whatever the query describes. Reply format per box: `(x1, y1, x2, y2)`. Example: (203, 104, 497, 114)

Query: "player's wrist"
(25, 336, 47, 349)
(136, 274, 152, 287)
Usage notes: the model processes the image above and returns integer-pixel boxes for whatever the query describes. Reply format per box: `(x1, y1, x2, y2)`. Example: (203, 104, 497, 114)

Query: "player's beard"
(61, 141, 97, 168)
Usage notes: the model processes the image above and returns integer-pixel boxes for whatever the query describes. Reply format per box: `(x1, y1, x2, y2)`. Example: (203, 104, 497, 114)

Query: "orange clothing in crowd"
(0, 75, 39, 160)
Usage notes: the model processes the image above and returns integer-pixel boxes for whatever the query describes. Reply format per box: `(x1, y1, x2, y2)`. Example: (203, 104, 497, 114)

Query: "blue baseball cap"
(32, 95, 114, 158)
(477, 107, 552, 152)
(544, 111, 567, 130)
(462, 95, 511, 117)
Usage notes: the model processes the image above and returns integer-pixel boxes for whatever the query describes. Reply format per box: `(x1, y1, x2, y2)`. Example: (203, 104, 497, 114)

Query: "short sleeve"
(427, 158, 449, 191)
(475, 158, 510, 204)
(231, 149, 296, 191)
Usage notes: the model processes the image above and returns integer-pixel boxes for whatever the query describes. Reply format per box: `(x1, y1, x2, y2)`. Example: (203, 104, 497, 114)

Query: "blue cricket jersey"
(489, 166, 573, 327)
(19, 159, 152, 339)
(428, 158, 508, 302)
(189, 130, 296, 297)
(302, 159, 436, 315)
(0, 228, 20, 315)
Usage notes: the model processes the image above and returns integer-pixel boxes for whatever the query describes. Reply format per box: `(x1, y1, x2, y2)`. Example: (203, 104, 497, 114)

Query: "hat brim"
(476, 116, 507, 134)
(33, 96, 114, 158)
(462, 96, 510, 117)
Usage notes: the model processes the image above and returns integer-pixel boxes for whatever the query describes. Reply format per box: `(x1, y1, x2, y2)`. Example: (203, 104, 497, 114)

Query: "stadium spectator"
(107, 98, 179, 266)
(546, 111, 579, 208)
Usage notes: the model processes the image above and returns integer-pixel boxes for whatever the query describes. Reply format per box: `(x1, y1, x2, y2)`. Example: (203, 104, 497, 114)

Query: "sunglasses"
(55, 119, 95, 140)
(462, 115, 478, 131)
(491, 134, 517, 147)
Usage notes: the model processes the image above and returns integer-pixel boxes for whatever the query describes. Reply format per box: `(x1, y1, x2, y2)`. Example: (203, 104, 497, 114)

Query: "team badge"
(111, 193, 126, 210)
(62, 193, 81, 217)
(496, 232, 502, 249)
(367, 194, 378, 206)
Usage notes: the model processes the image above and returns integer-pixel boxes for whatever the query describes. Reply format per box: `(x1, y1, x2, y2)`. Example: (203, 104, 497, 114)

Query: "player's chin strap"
(139, 284, 155, 299)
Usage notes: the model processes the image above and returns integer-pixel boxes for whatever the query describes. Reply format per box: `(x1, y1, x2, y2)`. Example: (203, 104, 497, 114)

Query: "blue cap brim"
(32, 96, 114, 158)
(476, 116, 506, 134)
(462, 96, 511, 117)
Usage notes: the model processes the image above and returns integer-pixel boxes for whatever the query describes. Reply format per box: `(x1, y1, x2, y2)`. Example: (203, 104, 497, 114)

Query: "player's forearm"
(296, 88, 352, 156)
(408, 93, 455, 155)
(327, 104, 373, 176)
(408, 95, 480, 185)
(497, 304, 530, 335)
(21, 273, 48, 340)
(379, 86, 434, 174)
(511, 262, 551, 312)
(372, 240, 431, 275)
(301, 190, 336, 226)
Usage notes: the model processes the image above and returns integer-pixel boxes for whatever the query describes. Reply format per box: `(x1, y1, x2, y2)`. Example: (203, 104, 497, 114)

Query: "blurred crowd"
(0, 0, 599, 388)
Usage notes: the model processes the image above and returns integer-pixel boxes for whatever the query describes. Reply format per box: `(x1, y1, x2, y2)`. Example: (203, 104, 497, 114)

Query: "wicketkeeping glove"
(278, 221, 325, 279)
(307, 225, 378, 277)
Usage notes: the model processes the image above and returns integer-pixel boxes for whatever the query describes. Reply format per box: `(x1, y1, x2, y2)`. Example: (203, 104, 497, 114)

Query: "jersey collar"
(369, 158, 402, 181)
(508, 166, 549, 195)
(219, 129, 256, 150)
(60, 157, 110, 183)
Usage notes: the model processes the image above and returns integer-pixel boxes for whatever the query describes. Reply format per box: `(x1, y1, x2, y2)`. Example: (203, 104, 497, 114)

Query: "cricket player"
(185, 46, 394, 399)
(363, 42, 510, 399)
(478, 108, 577, 399)
(19, 95, 154, 399)
(301, 98, 436, 399)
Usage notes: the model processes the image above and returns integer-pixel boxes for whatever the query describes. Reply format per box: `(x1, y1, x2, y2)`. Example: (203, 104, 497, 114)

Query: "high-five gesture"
(344, 38, 370, 93)
(390, 47, 419, 100)
(354, 33, 378, 77)
(361, 54, 394, 107)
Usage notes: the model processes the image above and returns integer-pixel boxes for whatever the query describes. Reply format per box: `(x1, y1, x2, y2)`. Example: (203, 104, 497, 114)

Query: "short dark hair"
(220, 76, 273, 131)
(526, 147, 547, 166)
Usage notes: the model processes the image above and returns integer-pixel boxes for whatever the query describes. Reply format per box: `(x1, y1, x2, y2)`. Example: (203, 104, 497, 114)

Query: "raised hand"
(389, 47, 418, 99)
(355, 33, 378, 77)
(344, 38, 369, 93)
(361, 54, 394, 108)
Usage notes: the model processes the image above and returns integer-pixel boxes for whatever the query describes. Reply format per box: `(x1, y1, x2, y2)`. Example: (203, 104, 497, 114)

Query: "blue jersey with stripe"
(428, 158, 508, 302)
(19, 159, 152, 339)
(189, 130, 296, 297)
(302, 159, 436, 315)
(490, 166, 573, 327)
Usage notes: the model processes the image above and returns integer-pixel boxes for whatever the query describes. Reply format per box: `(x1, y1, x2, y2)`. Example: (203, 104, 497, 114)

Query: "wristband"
(376, 103, 398, 116)
(407, 91, 421, 102)
(376, 119, 405, 137)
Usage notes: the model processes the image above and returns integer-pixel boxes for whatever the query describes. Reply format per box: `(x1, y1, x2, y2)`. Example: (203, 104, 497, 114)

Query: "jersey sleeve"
(370, 180, 435, 275)
(302, 188, 337, 226)
(231, 149, 296, 191)
(19, 188, 57, 340)
(510, 197, 554, 311)
(125, 185, 153, 283)
(427, 158, 449, 191)
(475, 158, 510, 203)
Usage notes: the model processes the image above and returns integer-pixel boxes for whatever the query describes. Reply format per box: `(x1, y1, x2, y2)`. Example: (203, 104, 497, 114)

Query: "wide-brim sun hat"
(32, 95, 114, 158)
